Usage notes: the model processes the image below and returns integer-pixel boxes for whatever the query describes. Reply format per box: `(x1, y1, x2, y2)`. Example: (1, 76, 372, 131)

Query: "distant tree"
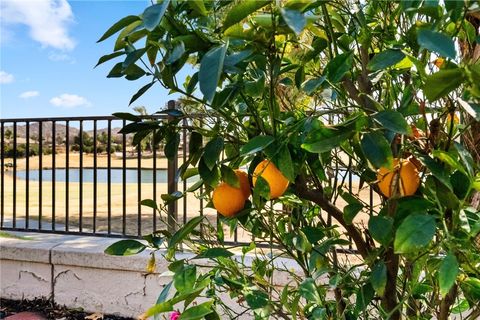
(72, 132, 94, 153)
(4, 129, 12, 142)
(98, 131, 109, 145)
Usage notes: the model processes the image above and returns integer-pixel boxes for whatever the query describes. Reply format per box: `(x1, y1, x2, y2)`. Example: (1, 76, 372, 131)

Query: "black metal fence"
(0, 100, 206, 238)
(1, 101, 376, 250)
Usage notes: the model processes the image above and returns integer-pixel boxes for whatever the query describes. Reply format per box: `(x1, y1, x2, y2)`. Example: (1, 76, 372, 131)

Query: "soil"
(0, 298, 134, 320)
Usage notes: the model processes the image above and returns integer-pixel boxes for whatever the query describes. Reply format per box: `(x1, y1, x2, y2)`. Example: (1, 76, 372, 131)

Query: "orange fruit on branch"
(212, 182, 246, 218)
(253, 159, 289, 199)
(377, 158, 420, 198)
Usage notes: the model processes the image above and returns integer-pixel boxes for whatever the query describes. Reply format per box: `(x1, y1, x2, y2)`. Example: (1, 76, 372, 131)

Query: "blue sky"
(0, 0, 187, 119)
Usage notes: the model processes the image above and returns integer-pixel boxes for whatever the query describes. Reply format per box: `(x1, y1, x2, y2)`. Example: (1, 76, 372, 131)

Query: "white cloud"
(50, 93, 91, 108)
(0, 71, 14, 84)
(48, 51, 75, 63)
(0, 0, 76, 51)
(19, 90, 40, 99)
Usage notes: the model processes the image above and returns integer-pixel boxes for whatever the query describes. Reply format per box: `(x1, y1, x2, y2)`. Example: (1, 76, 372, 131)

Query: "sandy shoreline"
(2, 152, 175, 171)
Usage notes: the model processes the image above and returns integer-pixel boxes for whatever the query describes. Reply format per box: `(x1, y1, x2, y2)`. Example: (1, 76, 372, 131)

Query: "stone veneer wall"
(0, 232, 301, 318)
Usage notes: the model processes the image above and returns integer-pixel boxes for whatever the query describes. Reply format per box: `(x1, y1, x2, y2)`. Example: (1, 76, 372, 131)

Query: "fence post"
(167, 100, 178, 234)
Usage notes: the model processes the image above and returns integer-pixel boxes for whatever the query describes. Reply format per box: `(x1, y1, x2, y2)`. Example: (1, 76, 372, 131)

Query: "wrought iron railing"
(1, 100, 374, 252)
(0, 100, 197, 238)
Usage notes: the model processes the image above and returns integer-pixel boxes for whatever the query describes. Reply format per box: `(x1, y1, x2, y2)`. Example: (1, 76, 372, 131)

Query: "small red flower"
(170, 311, 181, 320)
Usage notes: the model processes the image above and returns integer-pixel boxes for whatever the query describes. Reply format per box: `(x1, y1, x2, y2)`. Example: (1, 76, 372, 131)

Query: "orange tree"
(100, 1, 480, 319)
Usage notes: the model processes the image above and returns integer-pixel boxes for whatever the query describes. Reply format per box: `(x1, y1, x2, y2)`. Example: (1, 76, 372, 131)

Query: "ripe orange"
(433, 57, 445, 68)
(253, 159, 289, 199)
(212, 182, 246, 217)
(377, 158, 420, 198)
(235, 169, 251, 199)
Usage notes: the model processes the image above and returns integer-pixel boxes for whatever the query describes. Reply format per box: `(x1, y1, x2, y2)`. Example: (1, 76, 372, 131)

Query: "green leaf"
(189, 131, 203, 158)
(97, 15, 141, 42)
(144, 301, 173, 317)
(293, 230, 312, 253)
(142, 1, 170, 32)
(457, 98, 480, 122)
(295, 67, 305, 88)
(221, 165, 240, 188)
(123, 48, 147, 68)
(299, 278, 321, 303)
(156, 108, 184, 117)
(326, 52, 353, 83)
(95, 51, 125, 68)
(432, 150, 464, 173)
(188, 0, 208, 16)
(223, 0, 270, 30)
(253, 175, 270, 206)
(394, 196, 434, 223)
(280, 8, 306, 35)
(373, 111, 412, 135)
(174, 265, 196, 292)
(161, 191, 183, 204)
(245, 290, 269, 310)
(164, 132, 180, 161)
(394, 214, 436, 254)
(462, 278, 480, 302)
(275, 146, 295, 182)
(198, 159, 220, 187)
(156, 281, 172, 304)
(368, 50, 406, 71)
(129, 82, 155, 105)
(340, 191, 363, 224)
(240, 135, 275, 155)
(104, 240, 146, 256)
(454, 141, 474, 177)
(194, 247, 234, 259)
(303, 76, 326, 95)
(114, 20, 142, 51)
(439, 252, 459, 297)
(165, 41, 185, 65)
(417, 29, 456, 59)
(451, 299, 470, 314)
(124, 64, 146, 80)
(368, 215, 394, 246)
(203, 137, 224, 170)
(199, 43, 228, 103)
(168, 216, 204, 249)
(113, 112, 141, 122)
(179, 301, 214, 320)
(423, 68, 464, 102)
(355, 284, 375, 313)
(153, 282, 173, 320)
(360, 131, 393, 169)
(344, 202, 363, 225)
(370, 262, 387, 296)
(301, 127, 352, 153)
(419, 155, 453, 190)
(140, 199, 158, 210)
(107, 62, 124, 78)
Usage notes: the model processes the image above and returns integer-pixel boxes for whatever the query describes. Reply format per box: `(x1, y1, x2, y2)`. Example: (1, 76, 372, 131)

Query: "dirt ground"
(4, 152, 172, 171)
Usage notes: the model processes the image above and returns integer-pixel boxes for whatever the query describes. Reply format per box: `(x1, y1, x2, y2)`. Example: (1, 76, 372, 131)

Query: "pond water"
(10, 168, 169, 184)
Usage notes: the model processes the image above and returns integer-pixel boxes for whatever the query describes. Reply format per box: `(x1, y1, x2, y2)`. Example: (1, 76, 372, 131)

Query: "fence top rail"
(0, 115, 167, 123)
(0, 112, 213, 124)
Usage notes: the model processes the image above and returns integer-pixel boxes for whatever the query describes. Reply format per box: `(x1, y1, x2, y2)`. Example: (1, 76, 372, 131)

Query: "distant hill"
(4, 123, 125, 144)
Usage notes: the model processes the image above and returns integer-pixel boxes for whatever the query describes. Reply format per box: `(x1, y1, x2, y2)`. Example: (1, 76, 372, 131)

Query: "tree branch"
(293, 176, 371, 259)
